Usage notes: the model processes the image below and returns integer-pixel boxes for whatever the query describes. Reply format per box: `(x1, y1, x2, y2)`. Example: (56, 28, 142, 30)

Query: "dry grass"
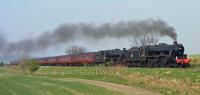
(190, 56, 200, 64)
(124, 72, 200, 95)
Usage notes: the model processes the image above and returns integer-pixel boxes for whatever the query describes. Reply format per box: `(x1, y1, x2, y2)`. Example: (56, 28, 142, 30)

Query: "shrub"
(18, 58, 40, 74)
(27, 59, 40, 74)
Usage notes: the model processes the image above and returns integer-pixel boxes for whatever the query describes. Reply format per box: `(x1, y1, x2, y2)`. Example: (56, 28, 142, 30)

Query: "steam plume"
(0, 18, 177, 55)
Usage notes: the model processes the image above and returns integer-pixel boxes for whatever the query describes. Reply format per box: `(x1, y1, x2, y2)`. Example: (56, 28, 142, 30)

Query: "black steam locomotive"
(95, 41, 190, 67)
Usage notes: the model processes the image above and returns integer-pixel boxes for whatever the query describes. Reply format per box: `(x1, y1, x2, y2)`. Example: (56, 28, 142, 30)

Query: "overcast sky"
(0, 0, 199, 56)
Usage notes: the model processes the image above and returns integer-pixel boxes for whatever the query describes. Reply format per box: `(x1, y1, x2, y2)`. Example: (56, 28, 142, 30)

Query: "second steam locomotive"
(26, 41, 190, 68)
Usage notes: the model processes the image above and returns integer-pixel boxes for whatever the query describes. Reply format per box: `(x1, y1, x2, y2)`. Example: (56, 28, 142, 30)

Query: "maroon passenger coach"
(37, 52, 95, 66)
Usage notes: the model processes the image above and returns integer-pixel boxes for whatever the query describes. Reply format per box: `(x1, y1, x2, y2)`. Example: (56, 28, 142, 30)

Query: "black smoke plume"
(0, 18, 177, 55)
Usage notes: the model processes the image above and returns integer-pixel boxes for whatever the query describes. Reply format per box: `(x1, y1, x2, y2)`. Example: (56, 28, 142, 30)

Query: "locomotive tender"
(11, 42, 190, 67)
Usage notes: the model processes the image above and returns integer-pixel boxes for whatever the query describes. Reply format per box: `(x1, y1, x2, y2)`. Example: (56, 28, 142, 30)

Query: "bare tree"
(18, 54, 31, 72)
(66, 45, 87, 55)
(130, 33, 159, 47)
(17, 55, 39, 74)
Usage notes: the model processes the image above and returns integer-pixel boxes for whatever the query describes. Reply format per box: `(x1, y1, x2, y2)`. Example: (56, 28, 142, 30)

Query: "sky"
(0, 0, 199, 57)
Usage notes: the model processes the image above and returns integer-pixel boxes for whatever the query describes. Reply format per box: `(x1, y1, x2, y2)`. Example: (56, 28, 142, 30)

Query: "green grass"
(34, 66, 200, 95)
(0, 67, 121, 95)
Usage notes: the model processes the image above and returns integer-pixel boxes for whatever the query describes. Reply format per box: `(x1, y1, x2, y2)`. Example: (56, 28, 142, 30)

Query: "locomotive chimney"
(123, 48, 126, 51)
(174, 41, 177, 45)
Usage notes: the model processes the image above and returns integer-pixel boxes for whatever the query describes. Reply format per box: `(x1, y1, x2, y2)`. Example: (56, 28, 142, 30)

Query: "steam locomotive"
(95, 41, 189, 67)
(10, 42, 190, 67)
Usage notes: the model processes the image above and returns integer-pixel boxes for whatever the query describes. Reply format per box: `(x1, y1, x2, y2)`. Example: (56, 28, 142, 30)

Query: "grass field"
(1, 55, 200, 95)
(1, 67, 163, 95)
(0, 67, 123, 95)
(34, 65, 200, 95)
